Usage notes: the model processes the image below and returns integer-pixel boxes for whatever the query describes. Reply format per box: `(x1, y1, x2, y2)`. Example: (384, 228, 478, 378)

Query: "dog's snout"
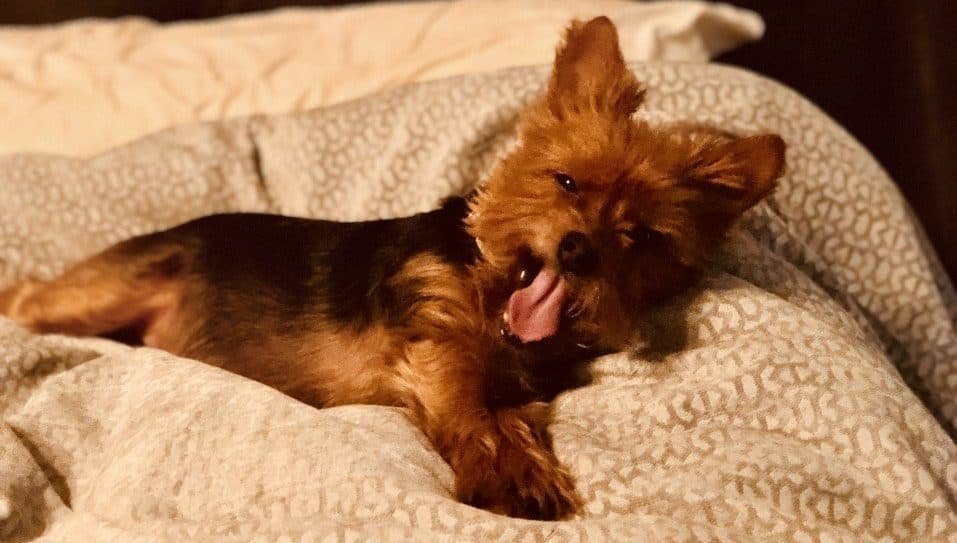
(558, 231, 598, 275)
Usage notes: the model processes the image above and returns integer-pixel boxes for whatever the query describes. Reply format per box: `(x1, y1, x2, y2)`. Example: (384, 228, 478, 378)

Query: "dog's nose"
(558, 231, 599, 275)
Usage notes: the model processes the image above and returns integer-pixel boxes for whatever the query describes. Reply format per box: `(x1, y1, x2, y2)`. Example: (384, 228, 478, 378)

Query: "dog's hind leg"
(0, 233, 190, 340)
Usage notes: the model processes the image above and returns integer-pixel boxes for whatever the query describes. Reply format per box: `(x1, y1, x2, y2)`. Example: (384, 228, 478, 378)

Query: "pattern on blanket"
(1, 63, 956, 541)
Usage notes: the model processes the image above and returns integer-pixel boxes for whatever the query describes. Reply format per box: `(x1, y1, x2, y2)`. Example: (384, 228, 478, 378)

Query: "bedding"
(2, 63, 957, 541)
(0, 0, 763, 158)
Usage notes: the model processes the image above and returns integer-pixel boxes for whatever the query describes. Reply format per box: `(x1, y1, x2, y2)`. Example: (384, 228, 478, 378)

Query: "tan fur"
(1, 237, 185, 337)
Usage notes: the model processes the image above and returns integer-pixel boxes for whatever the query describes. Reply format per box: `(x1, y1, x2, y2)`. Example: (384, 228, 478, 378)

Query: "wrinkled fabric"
(1, 63, 956, 542)
(0, 0, 763, 157)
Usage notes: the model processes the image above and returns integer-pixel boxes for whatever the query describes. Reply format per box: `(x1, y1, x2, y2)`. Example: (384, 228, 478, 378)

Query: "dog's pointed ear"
(547, 16, 644, 118)
(686, 134, 786, 214)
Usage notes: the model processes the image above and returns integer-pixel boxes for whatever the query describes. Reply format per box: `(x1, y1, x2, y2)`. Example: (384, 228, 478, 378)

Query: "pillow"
(0, 0, 762, 156)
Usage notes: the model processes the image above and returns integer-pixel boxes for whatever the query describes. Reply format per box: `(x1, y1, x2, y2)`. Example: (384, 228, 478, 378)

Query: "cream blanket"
(0, 0, 762, 157)
(2, 63, 957, 541)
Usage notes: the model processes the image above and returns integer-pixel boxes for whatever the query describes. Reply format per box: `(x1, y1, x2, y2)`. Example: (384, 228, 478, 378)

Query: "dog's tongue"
(506, 269, 566, 343)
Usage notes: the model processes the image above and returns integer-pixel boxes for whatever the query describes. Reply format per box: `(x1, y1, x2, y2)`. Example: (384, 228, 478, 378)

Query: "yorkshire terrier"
(0, 17, 784, 519)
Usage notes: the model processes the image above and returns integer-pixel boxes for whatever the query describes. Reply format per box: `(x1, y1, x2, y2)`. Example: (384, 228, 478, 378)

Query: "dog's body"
(0, 17, 785, 519)
(14, 199, 581, 408)
(103, 200, 485, 409)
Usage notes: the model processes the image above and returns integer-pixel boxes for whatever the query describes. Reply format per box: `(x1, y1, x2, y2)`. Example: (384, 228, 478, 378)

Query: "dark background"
(1, 1, 954, 281)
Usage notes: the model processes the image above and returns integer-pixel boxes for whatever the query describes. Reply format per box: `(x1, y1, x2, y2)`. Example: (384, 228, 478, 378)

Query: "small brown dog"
(0, 17, 784, 519)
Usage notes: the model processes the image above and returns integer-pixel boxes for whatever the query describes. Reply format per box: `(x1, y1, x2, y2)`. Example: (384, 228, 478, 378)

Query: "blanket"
(1, 63, 957, 542)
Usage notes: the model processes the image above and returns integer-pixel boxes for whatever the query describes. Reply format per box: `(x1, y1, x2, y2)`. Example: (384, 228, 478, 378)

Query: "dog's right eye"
(554, 173, 578, 193)
(617, 225, 667, 249)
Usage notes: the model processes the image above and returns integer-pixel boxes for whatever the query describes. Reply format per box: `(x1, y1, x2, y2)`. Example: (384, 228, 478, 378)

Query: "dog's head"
(467, 16, 785, 351)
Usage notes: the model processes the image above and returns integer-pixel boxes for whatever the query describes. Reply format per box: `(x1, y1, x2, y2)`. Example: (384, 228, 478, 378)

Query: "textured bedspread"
(1, 63, 956, 542)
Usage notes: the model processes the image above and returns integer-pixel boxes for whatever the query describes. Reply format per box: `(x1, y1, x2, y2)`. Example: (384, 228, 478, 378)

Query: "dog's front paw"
(457, 445, 581, 520)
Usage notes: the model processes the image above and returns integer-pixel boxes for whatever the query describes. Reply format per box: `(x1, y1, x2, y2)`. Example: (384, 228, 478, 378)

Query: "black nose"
(558, 231, 599, 275)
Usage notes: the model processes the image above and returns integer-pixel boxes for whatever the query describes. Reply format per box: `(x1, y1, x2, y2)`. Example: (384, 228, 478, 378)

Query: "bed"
(2, 3, 957, 542)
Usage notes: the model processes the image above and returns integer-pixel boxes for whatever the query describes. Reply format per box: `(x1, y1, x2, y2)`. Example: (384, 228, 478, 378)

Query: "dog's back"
(0, 198, 478, 406)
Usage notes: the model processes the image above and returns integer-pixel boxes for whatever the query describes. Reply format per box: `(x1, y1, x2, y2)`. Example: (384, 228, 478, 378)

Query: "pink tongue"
(506, 269, 566, 343)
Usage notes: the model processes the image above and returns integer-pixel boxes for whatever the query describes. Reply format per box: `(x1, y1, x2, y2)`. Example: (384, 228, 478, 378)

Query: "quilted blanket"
(1, 63, 956, 542)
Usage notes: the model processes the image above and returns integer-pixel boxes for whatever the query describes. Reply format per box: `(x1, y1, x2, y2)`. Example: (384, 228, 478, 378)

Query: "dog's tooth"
(503, 311, 510, 323)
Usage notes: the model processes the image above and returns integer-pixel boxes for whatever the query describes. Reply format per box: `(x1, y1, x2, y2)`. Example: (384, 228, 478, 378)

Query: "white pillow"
(0, 0, 762, 157)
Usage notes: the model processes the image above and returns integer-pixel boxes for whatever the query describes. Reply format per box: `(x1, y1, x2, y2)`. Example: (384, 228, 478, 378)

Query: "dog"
(0, 17, 784, 520)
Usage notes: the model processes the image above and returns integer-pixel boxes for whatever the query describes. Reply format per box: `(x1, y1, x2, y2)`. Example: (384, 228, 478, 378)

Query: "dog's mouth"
(500, 250, 600, 351)
(504, 265, 567, 344)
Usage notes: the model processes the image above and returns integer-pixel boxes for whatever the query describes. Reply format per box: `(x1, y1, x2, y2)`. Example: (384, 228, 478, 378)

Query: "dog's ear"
(547, 16, 644, 118)
(685, 134, 786, 214)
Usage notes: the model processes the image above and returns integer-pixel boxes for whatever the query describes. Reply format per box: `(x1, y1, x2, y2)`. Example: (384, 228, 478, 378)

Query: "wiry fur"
(0, 17, 785, 520)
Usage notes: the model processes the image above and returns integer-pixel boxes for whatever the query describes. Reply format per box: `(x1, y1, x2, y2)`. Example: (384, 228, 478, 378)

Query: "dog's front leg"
(448, 403, 581, 520)
(399, 340, 580, 520)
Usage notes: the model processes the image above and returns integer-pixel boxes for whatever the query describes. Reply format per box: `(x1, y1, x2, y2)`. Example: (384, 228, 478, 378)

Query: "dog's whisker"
(566, 301, 584, 318)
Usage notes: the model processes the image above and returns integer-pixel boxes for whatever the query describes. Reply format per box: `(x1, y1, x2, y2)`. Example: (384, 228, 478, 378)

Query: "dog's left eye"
(554, 173, 578, 193)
